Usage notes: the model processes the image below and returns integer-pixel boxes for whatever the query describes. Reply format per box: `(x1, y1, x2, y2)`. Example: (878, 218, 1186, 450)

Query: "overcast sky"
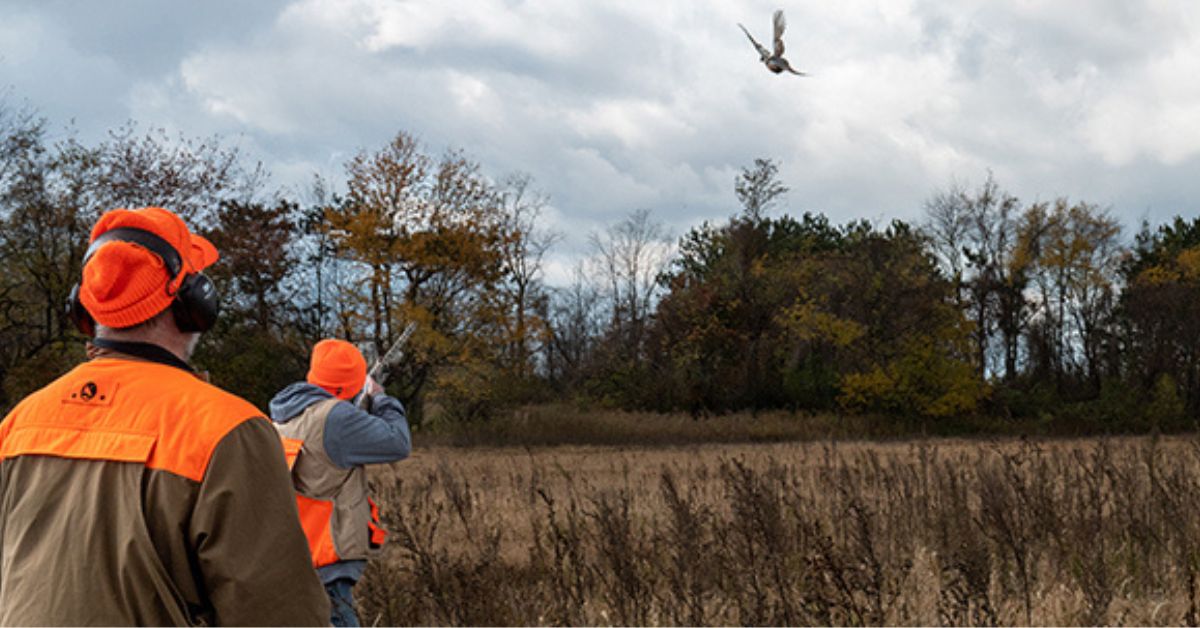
(3, 0, 1199, 280)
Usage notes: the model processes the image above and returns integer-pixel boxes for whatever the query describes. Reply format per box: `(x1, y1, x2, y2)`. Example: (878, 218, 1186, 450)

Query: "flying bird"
(738, 10, 807, 76)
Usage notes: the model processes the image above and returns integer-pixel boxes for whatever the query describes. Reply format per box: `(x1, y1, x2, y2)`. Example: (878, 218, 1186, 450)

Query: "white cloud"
(360, 0, 579, 57)
(1081, 35, 1200, 166)
(566, 99, 695, 151)
(5, 0, 1200, 258)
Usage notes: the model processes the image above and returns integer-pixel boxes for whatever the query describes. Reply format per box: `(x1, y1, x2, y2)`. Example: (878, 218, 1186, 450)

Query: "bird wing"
(738, 23, 770, 59)
(780, 59, 807, 76)
(773, 9, 787, 57)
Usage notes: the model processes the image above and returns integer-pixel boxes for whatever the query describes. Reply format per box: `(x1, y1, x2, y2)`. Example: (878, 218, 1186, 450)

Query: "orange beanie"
(307, 339, 368, 400)
(79, 207, 219, 329)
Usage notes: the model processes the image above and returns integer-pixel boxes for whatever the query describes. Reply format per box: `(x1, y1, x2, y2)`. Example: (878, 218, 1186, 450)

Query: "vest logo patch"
(63, 379, 117, 406)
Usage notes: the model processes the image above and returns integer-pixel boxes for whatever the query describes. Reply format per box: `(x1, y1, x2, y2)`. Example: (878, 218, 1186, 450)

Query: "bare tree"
(588, 209, 673, 358)
(545, 263, 604, 388)
(0, 100, 42, 190)
(497, 173, 561, 377)
(734, 158, 788, 221)
(93, 123, 265, 223)
(924, 173, 1025, 380)
(923, 180, 972, 308)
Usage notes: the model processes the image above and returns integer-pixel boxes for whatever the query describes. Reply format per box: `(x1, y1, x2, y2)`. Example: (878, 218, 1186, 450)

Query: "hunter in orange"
(272, 338, 412, 627)
(0, 206, 329, 625)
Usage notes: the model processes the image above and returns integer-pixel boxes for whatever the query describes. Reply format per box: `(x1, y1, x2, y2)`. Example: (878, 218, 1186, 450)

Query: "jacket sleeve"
(190, 417, 330, 626)
(322, 394, 412, 469)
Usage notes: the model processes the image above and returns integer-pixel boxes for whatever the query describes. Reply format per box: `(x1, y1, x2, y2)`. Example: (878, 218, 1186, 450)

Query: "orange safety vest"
(275, 399, 387, 569)
(0, 359, 260, 481)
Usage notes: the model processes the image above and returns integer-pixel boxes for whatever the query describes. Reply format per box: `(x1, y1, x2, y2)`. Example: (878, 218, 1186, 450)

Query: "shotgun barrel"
(356, 321, 417, 408)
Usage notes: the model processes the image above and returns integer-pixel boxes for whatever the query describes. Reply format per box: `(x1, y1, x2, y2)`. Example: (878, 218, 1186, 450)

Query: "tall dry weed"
(355, 435, 1200, 626)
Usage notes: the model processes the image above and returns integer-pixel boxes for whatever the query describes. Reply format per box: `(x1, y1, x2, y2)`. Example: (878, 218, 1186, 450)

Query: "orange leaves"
(311, 131, 539, 415)
(325, 131, 509, 294)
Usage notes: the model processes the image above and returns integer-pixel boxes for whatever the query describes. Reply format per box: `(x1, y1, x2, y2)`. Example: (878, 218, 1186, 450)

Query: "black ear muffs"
(171, 272, 220, 333)
(67, 282, 95, 337)
(67, 227, 221, 336)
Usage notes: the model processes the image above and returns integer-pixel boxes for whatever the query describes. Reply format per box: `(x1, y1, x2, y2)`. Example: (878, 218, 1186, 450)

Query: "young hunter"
(270, 338, 412, 627)
(0, 206, 329, 625)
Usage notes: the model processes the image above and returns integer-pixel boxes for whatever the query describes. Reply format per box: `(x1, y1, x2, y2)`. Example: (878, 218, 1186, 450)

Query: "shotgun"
(356, 321, 417, 409)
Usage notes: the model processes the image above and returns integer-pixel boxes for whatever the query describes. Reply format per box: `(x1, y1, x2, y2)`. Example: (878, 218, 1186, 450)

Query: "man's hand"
(365, 375, 384, 396)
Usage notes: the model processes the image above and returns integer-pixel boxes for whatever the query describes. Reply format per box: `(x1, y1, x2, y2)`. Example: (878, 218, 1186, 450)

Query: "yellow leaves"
(427, 360, 499, 423)
(1177, 247, 1200, 279)
(324, 202, 400, 266)
(1026, 200, 1120, 267)
(838, 337, 983, 418)
(1133, 247, 1200, 286)
(921, 374, 983, 418)
(1138, 264, 1181, 286)
(839, 367, 894, 410)
(776, 298, 865, 347)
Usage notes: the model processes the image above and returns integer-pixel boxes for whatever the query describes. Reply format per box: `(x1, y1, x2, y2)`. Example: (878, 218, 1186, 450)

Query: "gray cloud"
(3, 0, 1199, 278)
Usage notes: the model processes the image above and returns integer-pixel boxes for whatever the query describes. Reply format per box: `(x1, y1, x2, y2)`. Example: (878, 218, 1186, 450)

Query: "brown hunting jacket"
(0, 346, 329, 626)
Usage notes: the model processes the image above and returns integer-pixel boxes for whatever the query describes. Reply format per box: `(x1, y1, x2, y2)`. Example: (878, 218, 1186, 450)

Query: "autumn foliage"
(0, 104, 1197, 432)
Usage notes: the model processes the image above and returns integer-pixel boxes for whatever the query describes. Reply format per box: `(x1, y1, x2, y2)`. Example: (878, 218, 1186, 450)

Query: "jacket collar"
(87, 338, 194, 373)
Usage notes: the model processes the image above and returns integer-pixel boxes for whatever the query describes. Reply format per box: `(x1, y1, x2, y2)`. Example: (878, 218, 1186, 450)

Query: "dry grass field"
(356, 435, 1200, 626)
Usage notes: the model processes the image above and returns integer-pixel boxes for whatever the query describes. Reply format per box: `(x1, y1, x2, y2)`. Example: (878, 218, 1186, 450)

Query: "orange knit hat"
(307, 339, 368, 400)
(79, 207, 219, 329)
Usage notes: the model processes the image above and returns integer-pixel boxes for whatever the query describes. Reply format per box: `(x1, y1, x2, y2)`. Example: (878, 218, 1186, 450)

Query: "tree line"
(2, 102, 1196, 430)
